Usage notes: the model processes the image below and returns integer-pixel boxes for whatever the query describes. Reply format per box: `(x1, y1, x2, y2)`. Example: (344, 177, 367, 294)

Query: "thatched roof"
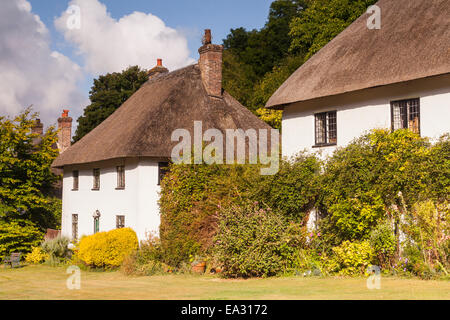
(52, 64, 271, 168)
(266, 0, 450, 109)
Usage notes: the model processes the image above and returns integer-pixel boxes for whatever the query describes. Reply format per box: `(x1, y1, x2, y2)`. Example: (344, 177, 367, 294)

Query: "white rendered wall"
(61, 158, 161, 242)
(282, 74, 450, 158)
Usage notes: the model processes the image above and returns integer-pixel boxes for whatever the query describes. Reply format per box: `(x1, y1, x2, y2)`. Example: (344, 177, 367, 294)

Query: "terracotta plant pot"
(192, 261, 206, 274)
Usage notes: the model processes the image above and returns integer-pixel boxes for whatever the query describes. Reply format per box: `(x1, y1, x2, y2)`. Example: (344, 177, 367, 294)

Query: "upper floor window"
(158, 162, 169, 185)
(72, 170, 79, 190)
(391, 98, 420, 135)
(314, 111, 337, 146)
(116, 166, 125, 189)
(92, 168, 100, 190)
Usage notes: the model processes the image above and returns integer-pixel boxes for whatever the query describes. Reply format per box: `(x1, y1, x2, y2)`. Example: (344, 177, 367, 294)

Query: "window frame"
(158, 162, 169, 186)
(116, 215, 125, 229)
(72, 214, 78, 240)
(92, 168, 100, 190)
(390, 98, 421, 135)
(313, 110, 337, 147)
(72, 170, 79, 191)
(116, 165, 125, 190)
(93, 216, 100, 234)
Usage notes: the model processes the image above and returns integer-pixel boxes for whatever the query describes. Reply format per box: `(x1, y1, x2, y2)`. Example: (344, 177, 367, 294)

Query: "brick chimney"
(198, 29, 223, 98)
(148, 58, 169, 79)
(57, 109, 72, 154)
(32, 119, 44, 135)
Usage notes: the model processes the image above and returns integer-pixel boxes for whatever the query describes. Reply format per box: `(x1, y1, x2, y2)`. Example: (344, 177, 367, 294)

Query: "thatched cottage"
(267, 0, 450, 158)
(52, 30, 271, 241)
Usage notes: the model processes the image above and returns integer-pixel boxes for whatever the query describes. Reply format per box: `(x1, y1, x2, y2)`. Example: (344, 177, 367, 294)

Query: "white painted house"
(52, 30, 270, 241)
(266, 0, 450, 158)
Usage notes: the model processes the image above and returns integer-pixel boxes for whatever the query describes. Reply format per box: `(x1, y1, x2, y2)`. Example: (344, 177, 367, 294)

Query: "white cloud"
(0, 0, 87, 125)
(55, 0, 195, 75)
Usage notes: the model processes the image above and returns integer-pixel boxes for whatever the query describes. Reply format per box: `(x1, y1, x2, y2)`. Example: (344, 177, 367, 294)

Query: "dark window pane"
(158, 162, 169, 185)
(93, 168, 100, 190)
(117, 166, 125, 188)
(391, 98, 420, 135)
(73, 171, 79, 190)
(72, 214, 78, 240)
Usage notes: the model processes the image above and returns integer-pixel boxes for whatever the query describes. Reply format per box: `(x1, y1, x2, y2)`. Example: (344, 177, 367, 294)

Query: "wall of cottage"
(281, 74, 450, 158)
(60, 158, 161, 242)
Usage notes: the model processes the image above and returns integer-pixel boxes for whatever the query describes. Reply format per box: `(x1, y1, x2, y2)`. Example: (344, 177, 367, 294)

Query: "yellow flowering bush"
(25, 247, 49, 264)
(322, 241, 374, 276)
(78, 228, 138, 268)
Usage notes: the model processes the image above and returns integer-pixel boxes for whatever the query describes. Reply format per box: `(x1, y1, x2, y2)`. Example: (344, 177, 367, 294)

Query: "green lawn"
(0, 265, 448, 300)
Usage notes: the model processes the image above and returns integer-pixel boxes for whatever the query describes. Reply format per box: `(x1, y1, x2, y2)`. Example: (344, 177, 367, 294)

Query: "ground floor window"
(391, 98, 420, 134)
(72, 214, 78, 240)
(116, 215, 125, 229)
(94, 216, 100, 234)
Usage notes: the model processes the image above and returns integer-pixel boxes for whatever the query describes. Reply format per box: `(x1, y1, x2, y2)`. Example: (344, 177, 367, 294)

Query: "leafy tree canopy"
(0, 108, 61, 230)
(72, 66, 149, 142)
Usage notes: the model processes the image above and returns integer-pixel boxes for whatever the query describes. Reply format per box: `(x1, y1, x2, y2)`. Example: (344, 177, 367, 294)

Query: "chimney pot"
(157, 58, 162, 66)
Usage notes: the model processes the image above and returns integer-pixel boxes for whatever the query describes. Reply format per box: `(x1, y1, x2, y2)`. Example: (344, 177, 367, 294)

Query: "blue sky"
(29, 0, 272, 64)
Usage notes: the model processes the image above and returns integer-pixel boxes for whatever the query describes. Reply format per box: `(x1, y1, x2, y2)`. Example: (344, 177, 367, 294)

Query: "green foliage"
(121, 234, 170, 276)
(401, 200, 449, 278)
(0, 219, 43, 260)
(41, 236, 71, 265)
(0, 108, 61, 230)
(213, 201, 293, 278)
(289, 0, 377, 59)
(249, 152, 321, 221)
(159, 163, 244, 267)
(73, 66, 149, 142)
(369, 221, 396, 268)
(322, 240, 374, 276)
(318, 129, 445, 245)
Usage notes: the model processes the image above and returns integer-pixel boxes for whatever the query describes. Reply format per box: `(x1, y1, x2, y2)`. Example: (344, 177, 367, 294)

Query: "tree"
(0, 108, 61, 230)
(289, 0, 377, 60)
(73, 66, 149, 142)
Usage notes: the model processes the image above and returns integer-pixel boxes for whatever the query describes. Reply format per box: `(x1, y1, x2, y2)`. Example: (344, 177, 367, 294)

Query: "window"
(72, 214, 78, 240)
(92, 168, 100, 190)
(116, 215, 125, 229)
(116, 166, 125, 189)
(93, 216, 100, 234)
(158, 162, 169, 185)
(314, 111, 337, 146)
(72, 171, 79, 190)
(391, 98, 420, 134)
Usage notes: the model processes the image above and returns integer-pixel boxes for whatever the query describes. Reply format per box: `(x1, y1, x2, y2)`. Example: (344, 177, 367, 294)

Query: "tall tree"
(289, 0, 378, 60)
(0, 108, 61, 230)
(73, 66, 149, 142)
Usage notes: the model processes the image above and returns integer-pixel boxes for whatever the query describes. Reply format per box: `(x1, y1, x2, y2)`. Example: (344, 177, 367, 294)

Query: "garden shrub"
(213, 201, 293, 278)
(0, 219, 43, 260)
(401, 200, 449, 278)
(78, 227, 138, 268)
(369, 220, 396, 269)
(322, 240, 374, 276)
(41, 236, 71, 265)
(25, 246, 49, 264)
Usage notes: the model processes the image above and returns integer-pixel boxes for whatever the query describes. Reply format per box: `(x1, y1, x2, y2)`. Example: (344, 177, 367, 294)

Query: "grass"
(0, 265, 449, 300)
